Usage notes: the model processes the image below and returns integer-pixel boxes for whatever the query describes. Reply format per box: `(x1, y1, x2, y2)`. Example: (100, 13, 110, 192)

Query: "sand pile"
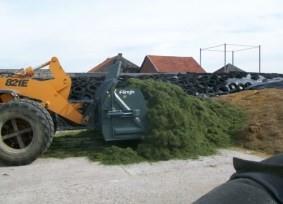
(217, 88, 283, 154)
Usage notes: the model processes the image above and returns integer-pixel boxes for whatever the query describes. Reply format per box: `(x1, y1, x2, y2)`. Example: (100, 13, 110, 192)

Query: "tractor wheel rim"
(1, 118, 33, 150)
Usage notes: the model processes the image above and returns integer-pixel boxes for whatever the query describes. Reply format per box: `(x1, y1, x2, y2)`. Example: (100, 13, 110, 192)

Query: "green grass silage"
(129, 79, 246, 161)
(44, 79, 246, 164)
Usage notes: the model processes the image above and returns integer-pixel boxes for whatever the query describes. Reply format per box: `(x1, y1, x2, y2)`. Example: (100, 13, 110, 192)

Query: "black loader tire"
(0, 99, 54, 165)
(19, 99, 55, 148)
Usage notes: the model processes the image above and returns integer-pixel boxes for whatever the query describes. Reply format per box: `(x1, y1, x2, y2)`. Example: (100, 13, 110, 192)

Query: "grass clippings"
(44, 79, 246, 164)
(129, 79, 246, 161)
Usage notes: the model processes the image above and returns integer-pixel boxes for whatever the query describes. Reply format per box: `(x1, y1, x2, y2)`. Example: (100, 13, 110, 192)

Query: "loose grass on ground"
(42, 130, 144, 165)
(43, 79, 246, 164)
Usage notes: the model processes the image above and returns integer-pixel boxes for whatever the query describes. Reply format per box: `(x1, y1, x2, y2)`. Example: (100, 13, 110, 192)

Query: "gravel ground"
(0, 148, 266, 204)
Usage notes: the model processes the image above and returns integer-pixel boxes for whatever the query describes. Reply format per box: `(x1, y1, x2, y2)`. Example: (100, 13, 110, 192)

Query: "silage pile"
(98, 79, 245, 164)
(217, 88, 283, 154)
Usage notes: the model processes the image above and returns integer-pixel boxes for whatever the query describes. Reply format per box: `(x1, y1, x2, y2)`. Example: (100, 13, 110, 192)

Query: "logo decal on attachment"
(118, 90, 135, 96)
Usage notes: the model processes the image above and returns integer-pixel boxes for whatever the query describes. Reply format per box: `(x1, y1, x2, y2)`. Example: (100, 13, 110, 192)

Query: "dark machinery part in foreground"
(194, 154, 283, 204)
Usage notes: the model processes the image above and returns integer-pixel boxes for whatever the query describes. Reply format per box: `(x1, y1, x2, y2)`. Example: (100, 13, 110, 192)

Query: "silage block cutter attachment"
(93, 61, 147, 141)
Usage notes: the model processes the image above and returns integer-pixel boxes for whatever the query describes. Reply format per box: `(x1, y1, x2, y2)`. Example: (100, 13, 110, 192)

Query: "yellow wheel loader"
(0, 57, 147, 165)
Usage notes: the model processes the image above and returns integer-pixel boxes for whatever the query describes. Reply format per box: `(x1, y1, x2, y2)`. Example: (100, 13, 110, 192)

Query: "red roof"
(88, 57, 114, 73)
(140, 55, 206, 73)
(88, 53, 140, 73)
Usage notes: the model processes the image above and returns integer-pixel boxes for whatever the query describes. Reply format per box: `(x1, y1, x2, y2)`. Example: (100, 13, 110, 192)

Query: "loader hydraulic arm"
(0, 57, 85, 124)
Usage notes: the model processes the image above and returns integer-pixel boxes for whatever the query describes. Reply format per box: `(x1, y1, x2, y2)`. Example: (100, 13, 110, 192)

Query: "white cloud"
(0, 0, 282, 73)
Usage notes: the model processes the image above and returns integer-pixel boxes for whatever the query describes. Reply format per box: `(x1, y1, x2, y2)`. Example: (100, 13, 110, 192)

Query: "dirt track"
(0, 149, 265, 204)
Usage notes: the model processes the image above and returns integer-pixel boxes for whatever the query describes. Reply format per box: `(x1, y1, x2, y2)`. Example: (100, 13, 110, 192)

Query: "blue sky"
(0, 0, 282, 73)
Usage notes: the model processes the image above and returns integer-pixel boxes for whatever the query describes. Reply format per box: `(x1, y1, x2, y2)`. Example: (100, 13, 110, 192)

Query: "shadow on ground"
(42, 130, 141, 163)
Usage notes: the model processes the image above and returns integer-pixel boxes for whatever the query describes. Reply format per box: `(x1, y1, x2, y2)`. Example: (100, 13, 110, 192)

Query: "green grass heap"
(129, 79, 245, 161)
(44, 79, 246, 164)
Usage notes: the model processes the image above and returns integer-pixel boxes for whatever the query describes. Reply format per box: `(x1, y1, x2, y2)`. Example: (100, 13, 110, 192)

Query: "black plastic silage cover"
(69, 72, 283, 100)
